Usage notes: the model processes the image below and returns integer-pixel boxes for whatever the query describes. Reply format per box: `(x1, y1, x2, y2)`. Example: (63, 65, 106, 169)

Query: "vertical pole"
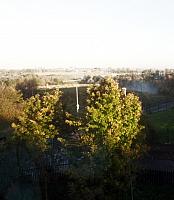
(76, 86, 79, 113)
(122, 87, 127, 96)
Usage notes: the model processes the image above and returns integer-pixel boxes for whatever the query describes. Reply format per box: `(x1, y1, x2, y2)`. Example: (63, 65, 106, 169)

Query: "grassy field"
(147, 108, 174, 144)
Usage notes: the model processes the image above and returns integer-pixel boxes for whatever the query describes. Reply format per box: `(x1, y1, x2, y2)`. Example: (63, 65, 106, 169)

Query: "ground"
(147, 108, 174, 144)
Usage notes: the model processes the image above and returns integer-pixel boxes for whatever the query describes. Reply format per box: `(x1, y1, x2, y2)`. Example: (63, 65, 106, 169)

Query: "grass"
(147, 108, 174, 144)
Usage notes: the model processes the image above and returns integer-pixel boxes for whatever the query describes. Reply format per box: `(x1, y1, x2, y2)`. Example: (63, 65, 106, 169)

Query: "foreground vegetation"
(1, 76, 174, 199)
(0, 78, 147, 199)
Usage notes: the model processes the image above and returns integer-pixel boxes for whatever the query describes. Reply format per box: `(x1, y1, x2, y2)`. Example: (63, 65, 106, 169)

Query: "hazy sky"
(0, 0, 174, 69)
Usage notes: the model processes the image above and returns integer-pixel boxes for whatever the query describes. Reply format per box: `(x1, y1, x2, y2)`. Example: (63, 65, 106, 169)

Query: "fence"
(143, 101, 174, 114)
(137, 168, 174, 185)
(19, 163, 70, 183)
(20, 160, 174, 185)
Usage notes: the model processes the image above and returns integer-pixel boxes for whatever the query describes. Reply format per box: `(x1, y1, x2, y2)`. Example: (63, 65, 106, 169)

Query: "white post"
(76, 86, 79, 113)
(122, 87, 127, 96)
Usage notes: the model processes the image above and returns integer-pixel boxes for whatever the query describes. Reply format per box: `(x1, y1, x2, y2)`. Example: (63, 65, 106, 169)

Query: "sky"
(0, 0, 174, 69)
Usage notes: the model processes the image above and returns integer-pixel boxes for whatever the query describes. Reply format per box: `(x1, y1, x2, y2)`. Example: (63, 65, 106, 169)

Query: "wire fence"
(19, 163, 71, 183)
(143, 101, 174, 113)
(64, 101, 174, 115)
(137, 168, 174, 185)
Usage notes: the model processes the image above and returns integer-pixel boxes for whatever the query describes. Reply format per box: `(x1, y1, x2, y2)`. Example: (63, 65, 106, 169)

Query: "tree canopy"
(15, 77, 39, 99)
(80, 78, 143, 157)
(12, 90, 64, 151)
(0, 85, 23, 122)
(67, 78, 145, 195)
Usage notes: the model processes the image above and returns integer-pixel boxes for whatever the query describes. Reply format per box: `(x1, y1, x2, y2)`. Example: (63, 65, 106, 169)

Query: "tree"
(15, 77, 39, 99)
(92, 75, 103, 83)
(80, 75, 92, 84)
(12, 90, 66, 200)
(81, 78, 143, 153)
(72, 78, 145, 197)
(12, 90, 64, 151)
(0, 85, 23, 123)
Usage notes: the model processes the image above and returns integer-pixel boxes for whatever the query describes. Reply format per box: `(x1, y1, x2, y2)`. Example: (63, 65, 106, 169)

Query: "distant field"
(147, 108, 174, 144)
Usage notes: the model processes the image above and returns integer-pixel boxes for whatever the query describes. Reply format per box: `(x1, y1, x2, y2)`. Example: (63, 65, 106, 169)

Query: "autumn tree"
(0, 85, 23, 123)
(15, 77, 39, 99)
(12, 90, 64, 152)
(12, 90, 66, 200)
(70, 78, 145, 197)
